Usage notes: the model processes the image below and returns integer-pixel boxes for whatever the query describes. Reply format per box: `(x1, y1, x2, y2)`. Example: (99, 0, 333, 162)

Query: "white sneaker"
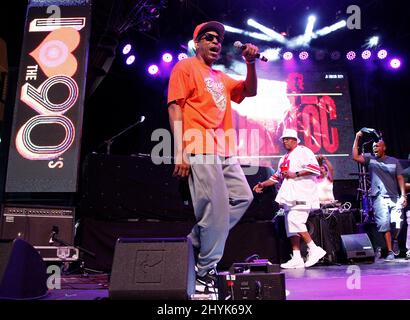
(305, 246, 327, 267)
(280, 255, 305, 269)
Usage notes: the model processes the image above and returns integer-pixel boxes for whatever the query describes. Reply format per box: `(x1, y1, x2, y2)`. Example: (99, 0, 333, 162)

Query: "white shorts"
(284, 207, 310, 237)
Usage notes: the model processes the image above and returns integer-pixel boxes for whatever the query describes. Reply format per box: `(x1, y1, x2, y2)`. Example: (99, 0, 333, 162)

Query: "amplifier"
(1, 205, 75, 247)
(217, 261, 286, 300)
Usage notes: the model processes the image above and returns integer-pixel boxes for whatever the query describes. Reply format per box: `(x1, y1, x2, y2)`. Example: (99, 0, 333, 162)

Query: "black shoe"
(195, 268, 218, 294)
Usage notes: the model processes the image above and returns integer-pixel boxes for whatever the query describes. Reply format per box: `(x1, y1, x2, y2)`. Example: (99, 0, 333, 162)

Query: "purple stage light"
(361, 50, 371, 60)
(178, 53, 188, 61)
(283, 52, 293, 60)
(389, 58, 401, 69)
(377, 49, 387, 59)
(315, 50, 325, 61)
(330, 51, 341, 60)
(299, 51, 309, 60)
(122, 44, 132, 55)
(346, 51, 356, 60)
(148, 64, 159, 75)
(162, 53, 173, 63)
(126, 55, 135, 65)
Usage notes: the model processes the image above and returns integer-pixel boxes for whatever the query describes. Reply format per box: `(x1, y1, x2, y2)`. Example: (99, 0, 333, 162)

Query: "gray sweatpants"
(187, 155, 253, 277)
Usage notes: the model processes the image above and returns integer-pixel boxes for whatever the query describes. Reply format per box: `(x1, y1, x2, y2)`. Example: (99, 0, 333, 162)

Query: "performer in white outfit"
(315, 155, 336, 205)
(253, 128, 327, 268)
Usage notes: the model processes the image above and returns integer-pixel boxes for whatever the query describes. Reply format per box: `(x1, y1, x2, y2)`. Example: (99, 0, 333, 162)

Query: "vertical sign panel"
(6, 1, 91, 192)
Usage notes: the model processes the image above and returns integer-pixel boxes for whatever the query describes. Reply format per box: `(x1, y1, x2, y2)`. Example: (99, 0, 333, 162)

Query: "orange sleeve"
(167, 61, 192, 107)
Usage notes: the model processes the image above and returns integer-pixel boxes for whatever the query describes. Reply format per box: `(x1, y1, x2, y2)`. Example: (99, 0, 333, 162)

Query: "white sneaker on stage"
(304, 246, 327, 267)
(280, 255, 305, 269)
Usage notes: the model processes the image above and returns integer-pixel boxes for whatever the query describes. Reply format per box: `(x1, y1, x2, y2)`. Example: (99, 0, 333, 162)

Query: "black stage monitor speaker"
(109, 237, 195, 300)
(0, 239, 48, 299)
(341, 233, 375, 263)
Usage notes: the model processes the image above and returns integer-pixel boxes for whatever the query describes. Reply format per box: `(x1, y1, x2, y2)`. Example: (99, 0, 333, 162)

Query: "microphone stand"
(358, 140, 373, 223)
(50, 230, 100, 275)
(98, 117, 145, 155)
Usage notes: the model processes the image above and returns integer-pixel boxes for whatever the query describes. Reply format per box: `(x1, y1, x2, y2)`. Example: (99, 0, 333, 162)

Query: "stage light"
(365, 36, 379, 48)
(346, 51, 356, 60)
(303, 15, 316, 45)
(261, 48, 281, 61)
(146, 5, 160, 19)
(139, 20, 152, 32)
(314, 20, 346, 37)
(377, 49, 387, 59)
(177, 53, 188, 61)
(389, 58, 401, 69)
(126, 55, 135, 65)
(283, 51, 293, 60)
(315, 50, 326, 60)
(308, 15, 316, 23)
(330, 51, 341, 60)
(162, 53, 173, 63)
(361, 50, 371, 60)
(148, 64, 159, 75)
(299, 51, 309, 60)
(122, 44, 132, 55)
(224, 24, 273, 41)
(247, 18, 287, 44)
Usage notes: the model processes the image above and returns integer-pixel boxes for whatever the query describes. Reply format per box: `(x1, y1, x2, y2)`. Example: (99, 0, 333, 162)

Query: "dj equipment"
(217, 261, 286, 300)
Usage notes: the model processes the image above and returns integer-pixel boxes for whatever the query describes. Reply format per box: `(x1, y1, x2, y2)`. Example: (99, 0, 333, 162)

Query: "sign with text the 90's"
(6, 1, 91, 192)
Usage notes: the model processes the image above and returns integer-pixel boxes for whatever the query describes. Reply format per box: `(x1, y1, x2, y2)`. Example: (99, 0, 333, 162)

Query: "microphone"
(233, 41, 268, 62)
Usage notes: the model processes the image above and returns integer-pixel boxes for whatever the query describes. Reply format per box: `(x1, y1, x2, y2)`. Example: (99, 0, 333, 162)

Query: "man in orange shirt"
(168, 21, 259, 294)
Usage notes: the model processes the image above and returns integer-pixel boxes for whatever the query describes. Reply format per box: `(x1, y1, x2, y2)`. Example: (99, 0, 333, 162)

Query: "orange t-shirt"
(167, 57, 246, 156)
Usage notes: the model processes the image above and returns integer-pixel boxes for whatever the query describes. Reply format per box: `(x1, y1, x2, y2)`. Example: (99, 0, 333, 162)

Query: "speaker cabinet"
(341, 233, 375, 263)
(1, 205, 75, 246)
(109, 237, 195, 300)
(0, 238, 47, 299)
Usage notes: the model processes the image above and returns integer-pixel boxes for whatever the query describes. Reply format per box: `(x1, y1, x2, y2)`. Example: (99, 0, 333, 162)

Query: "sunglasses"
(201, 33, 223, 43)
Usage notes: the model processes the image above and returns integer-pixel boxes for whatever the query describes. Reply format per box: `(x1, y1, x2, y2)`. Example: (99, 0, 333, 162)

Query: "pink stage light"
(377, 49, 387, 59)
(389, 58, 401, 69)
(122, 44, 132, 55)
(126, 55, 135, 65)
(299, 51, 309, 60)
(177, 53, 188, 61)
(283, 52, 293, 60)
(162, 53, 173, 63)
(361, 50, 371, 60)
(346, 51, 356, 60)
(148, 64, 159, 75)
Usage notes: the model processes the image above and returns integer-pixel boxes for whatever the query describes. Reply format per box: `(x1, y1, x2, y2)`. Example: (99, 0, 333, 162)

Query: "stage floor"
(41, 258, 410, 300)
(284, 257, 410, 300)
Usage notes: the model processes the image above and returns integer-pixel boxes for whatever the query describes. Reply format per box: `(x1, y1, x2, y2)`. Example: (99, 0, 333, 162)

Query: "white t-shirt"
(270, 145, 320, 209)
(315, 176, 335, 203)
